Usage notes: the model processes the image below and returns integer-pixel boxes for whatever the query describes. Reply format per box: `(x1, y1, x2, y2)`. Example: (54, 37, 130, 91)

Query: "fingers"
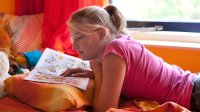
(60, 70, 71, 77)
(69, 67, 87, 73)
(61, 67, 94, 79)
(61, 67, 84, 77)
(71, 72, 94, 79)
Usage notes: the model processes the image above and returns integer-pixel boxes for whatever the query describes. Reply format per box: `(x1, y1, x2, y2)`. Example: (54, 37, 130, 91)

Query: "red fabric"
(41, 0, 80, 57)
(0, 97, 190, 112)
(41, 0, 108, 57)
(0, 97, 39, 112)
(79, 0, 108, 7)
(15, 0, 108, 57)
(15, 0, 44, 16)
(0, 97, 87, 112)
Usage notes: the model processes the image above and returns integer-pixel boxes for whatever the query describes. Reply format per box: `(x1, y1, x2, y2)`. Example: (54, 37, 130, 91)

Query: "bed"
(0, 95, 190, 112)
(0, 13, 191, 112)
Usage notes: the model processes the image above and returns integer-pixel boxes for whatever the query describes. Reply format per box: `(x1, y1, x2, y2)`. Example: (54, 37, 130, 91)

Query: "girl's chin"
(79, 55, 87, 60)
(80, 55, 93, 61)
(80, 57, 90, 60)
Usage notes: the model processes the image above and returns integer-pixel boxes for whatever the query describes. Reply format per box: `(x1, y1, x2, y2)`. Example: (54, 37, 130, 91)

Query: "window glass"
(112, 0, 200, 22)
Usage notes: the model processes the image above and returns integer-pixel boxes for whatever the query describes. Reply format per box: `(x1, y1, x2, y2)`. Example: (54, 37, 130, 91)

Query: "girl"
(62, 5, 200, 112)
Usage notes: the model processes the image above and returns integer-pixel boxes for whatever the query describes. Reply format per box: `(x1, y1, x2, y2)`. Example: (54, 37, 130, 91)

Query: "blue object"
(23, 50, 42, 68)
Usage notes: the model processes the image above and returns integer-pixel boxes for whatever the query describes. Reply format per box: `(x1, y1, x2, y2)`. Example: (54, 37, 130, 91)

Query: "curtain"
(15, 0, 109, 57)
(15, 0, 44, 15)
(41, 0, 79, 56)
(42, 0, 108, 57)
(79, 0, 109, 7)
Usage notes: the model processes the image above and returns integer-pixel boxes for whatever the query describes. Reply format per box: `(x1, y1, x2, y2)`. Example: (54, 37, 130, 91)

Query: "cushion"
(23, 50, 42, 68)
(4, 74, 94, 112)
(15, 55, 28, 68)
(1, 13, 43, 54)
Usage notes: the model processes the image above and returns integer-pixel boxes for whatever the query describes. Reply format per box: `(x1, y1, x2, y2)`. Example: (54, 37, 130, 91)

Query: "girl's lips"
(78, 51, 84, 54)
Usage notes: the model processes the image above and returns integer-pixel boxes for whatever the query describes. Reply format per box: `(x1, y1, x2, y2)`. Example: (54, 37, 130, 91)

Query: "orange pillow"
(4, 74, 94, 112)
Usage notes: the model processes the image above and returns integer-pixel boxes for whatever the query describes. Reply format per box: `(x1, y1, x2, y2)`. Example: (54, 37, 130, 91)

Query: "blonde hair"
(67, 5, 127, 36)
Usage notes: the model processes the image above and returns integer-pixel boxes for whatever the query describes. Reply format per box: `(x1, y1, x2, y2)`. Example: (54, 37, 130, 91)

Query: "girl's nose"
(72, 44, 78, 50)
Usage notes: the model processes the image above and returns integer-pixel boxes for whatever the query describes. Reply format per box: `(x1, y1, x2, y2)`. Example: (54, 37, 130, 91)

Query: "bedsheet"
(0, 96, 190, 112)
(0, 97, 39, 112)
(109, 99, 190, 112)
(0, 97, 87, 112)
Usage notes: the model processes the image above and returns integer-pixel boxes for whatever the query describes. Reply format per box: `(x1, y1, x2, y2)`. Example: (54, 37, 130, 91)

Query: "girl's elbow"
(92, 102, 106, 112)
(92, 102, 117, 112)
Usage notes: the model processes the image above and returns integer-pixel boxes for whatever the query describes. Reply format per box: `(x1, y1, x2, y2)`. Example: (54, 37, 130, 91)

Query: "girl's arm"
(92, 53, 126, 112)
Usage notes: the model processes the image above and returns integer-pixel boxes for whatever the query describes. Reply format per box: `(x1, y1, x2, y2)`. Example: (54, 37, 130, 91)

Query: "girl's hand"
(61, 67, 94, 79)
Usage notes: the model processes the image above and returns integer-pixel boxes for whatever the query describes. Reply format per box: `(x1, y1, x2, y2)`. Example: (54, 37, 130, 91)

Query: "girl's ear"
(97, 27, 107, 40)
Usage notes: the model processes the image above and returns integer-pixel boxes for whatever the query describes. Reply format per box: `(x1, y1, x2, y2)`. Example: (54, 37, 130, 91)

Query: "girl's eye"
(76, 35, 84, 40)
(77, 37, 82, 40)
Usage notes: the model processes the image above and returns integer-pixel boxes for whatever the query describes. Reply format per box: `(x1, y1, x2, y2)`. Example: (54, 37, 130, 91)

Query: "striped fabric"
(2, 13, 43, 54)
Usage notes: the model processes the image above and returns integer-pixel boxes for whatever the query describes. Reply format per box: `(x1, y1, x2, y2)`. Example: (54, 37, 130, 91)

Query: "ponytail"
(104, 5, 127, 34)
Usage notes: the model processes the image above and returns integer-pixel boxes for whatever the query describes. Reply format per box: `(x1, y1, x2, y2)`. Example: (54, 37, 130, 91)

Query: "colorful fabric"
(42, 0, 80, 57)
(6, 0, 109, 57)
(42, 0, 109, 57)
(0, 97, 39, 112)
(4, 74, 94, 112)
(23, 50, 42, 68)
(0, 96, 190, 112)
(107, 99, 190, 112)
(0, 97, 88, 112)
(103, 34, 196, 109)
(15, 0, 44, 16)
(2, 13, 43, 54)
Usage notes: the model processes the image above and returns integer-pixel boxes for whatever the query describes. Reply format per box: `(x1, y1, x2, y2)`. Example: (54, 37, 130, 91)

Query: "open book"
(24, 48, 90, 90)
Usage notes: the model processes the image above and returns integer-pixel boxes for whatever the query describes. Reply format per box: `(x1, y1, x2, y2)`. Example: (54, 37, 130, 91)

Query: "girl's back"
(103, 34, 196, 109)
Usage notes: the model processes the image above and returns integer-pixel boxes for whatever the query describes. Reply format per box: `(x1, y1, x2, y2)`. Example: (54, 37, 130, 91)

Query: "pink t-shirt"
(103, 35, 196, 109)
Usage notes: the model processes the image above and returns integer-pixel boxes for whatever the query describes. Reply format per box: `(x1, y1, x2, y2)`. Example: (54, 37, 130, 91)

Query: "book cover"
(24, 48, 90, 90)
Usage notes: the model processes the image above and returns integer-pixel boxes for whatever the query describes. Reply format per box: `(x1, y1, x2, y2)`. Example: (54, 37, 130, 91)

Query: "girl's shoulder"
(103, 35, 137, 59)
(109, 34, 140, 49)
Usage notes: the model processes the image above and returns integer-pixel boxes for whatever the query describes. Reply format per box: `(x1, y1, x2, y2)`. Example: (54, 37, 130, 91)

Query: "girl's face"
(70, 29, 105, 61)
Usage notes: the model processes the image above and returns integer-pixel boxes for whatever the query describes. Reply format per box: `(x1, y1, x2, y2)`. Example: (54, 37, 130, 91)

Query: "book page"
(25, 48, 90, 90)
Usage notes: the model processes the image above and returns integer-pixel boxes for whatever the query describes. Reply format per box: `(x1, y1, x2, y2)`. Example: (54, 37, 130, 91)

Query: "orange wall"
(145, 45, 200, 73)
(0, 0, 15, 14)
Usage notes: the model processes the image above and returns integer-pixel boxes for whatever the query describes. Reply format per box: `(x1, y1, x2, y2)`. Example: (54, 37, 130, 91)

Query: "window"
(111, 0, 200, 32)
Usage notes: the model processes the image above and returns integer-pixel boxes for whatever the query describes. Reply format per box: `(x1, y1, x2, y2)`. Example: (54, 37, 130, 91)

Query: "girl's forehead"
(70, 29, 78, 34)
(70, 31, 82, 37)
